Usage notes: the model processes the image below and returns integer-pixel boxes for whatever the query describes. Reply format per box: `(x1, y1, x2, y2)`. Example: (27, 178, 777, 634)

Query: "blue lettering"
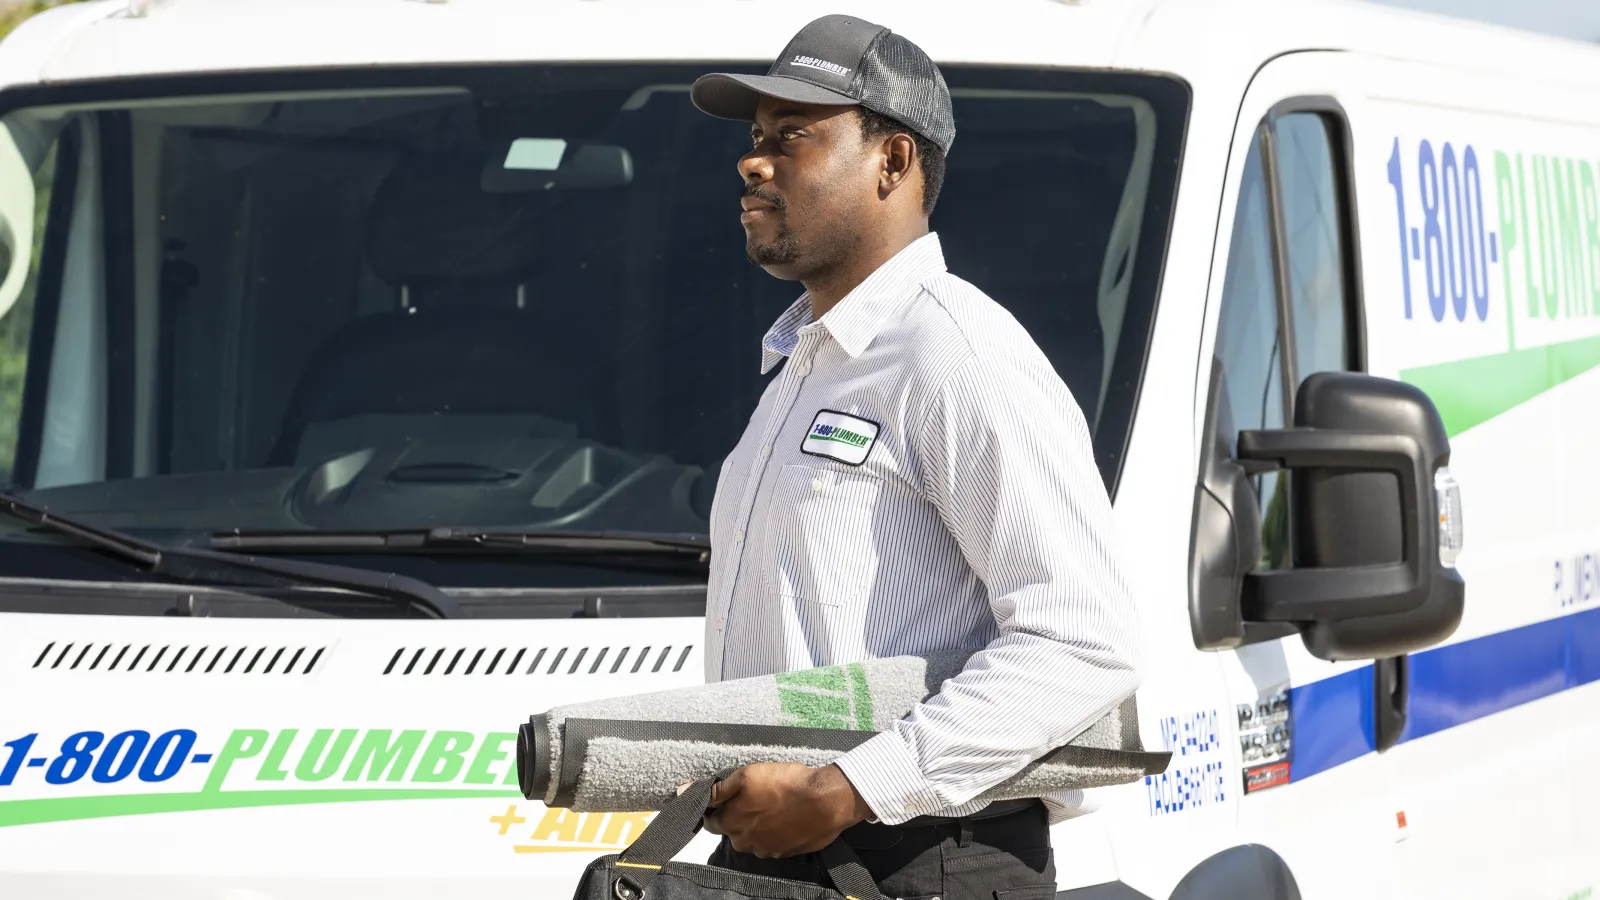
(1145, 711, 1228, 817)
(1158, 709, 1221, 758)
(1388, 136, 1496, 326)
(139, 729, 197, 782)
(1554, 552, 1600, 610)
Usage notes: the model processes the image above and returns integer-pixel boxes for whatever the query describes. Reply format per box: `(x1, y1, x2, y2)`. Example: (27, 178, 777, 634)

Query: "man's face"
(737, 99, 878, 279)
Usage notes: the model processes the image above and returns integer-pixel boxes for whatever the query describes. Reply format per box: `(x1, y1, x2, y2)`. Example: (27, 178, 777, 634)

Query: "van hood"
(0, 610, 712, 898)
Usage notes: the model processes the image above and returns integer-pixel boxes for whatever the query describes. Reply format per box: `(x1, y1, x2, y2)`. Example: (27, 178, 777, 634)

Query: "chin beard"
(747, 221, 800, 267)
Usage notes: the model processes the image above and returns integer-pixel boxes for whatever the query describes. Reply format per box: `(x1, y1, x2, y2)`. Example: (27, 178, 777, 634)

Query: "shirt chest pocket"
(762, 463, 884, 607)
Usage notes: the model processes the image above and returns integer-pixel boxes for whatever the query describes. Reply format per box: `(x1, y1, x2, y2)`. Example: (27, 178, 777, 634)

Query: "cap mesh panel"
(856, 31, 956, 153)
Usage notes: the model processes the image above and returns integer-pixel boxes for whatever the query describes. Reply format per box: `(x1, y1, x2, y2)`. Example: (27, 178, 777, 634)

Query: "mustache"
(741, 184, 786, 211)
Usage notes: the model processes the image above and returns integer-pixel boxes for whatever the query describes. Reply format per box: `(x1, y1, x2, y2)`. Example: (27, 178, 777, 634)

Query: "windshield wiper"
(0, 494, 463, 618)
(210, 528, 710, 564)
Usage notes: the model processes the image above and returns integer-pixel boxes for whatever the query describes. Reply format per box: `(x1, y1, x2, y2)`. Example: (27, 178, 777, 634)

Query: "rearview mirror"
(480, 139, 634, 192)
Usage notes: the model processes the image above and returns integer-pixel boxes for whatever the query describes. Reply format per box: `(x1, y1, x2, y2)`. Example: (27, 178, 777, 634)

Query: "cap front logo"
(789, 55, 852, 78)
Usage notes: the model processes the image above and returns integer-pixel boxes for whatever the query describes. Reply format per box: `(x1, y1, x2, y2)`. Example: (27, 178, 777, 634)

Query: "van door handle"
(1374, 654, 1409, 752)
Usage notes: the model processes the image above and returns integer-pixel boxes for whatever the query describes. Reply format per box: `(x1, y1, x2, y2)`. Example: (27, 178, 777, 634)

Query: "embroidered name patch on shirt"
(802, 410, 881, 466)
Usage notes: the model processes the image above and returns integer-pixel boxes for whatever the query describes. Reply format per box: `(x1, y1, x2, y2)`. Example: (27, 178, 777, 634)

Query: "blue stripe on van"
(1284, 663, 1374, 780)
(1286, 604, 1600, 783)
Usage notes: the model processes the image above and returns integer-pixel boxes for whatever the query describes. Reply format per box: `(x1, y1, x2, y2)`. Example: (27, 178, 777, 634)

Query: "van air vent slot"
(382, 644, 694, 676)
(28, 641, 326, 674)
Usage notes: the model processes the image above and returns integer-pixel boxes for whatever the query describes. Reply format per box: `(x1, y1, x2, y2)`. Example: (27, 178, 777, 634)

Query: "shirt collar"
(759, 232, 947, 374)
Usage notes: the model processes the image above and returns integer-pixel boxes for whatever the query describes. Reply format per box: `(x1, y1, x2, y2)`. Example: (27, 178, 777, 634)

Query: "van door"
(1193, 51, 1402, 898)
(1345, 51, 1594, 900)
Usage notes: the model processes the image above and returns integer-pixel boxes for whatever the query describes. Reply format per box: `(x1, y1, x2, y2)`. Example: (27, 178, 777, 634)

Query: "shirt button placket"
(718, 335, 817, 677)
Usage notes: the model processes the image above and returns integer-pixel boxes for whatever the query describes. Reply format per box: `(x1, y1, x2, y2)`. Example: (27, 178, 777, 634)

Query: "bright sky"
(1366, 0, 1600, 42)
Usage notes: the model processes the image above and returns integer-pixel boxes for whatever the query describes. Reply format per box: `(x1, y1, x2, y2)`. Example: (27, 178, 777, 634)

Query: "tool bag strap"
(816, 841, 890, 900)
(614, 770, 889, 900)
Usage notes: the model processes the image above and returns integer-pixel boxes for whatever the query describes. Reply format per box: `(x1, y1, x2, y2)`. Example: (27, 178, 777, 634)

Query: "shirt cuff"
(832, 730, 947, 826)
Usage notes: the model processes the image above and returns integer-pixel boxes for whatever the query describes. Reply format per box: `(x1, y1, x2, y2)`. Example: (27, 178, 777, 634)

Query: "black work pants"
(706, 800, 1056, 900)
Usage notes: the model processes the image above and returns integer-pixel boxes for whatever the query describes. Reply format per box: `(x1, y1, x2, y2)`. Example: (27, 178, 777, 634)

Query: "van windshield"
(0, 65, 1184, 593)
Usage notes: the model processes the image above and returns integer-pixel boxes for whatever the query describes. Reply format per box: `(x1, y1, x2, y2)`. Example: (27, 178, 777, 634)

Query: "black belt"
(873, 797, 1041, 829)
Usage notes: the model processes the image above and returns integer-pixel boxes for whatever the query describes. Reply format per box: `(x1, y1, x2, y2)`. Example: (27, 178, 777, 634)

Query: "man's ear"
(879, 133, 917, 196)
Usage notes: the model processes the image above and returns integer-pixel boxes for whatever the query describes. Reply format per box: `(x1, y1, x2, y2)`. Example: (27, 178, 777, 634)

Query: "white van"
(0, 0, 1594, 897)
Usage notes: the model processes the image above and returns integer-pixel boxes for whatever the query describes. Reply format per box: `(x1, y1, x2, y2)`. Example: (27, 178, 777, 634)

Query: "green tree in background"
(1, 2, 85, 41)
(0, 1, 81, 479)
(0, 144, 53, 481)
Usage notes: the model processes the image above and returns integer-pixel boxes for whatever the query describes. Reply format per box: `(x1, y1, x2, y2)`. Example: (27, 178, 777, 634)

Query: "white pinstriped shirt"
(705, 232, 1144, 826)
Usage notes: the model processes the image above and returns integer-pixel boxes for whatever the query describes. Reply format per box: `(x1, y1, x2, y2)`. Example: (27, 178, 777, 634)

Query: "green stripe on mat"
(847, 662, 874, 731)
(0, 788, 520, 828)
(1399, 334, 1600, 437)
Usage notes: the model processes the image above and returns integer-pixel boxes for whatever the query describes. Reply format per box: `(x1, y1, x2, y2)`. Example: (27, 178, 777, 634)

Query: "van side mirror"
(1189, 366, 1465, 661)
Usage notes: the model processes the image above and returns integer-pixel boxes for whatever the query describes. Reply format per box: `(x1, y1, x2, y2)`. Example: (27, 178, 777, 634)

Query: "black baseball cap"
(690, 14, 955, 154)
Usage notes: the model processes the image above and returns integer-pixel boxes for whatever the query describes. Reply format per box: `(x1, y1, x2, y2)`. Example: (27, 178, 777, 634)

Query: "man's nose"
(738, 146, 774, 184)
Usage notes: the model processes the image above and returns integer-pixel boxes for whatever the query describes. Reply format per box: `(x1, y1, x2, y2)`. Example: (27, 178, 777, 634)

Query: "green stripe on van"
(0, 788, 519, 828)
(1398, 335, 1600, 437)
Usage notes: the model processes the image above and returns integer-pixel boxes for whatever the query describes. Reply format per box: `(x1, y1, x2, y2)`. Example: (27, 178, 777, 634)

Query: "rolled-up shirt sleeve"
(833, 352, 1145, 825)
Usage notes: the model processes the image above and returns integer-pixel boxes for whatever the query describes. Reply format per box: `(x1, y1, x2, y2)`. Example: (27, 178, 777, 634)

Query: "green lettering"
(1555, 159, 1586, 317)
(294, 728, 358, 782)
(466, 731, 516, 785)
(1518, 154, 1541, 317)
(257, 729, 298, 782)
(1535, 156, 1561, 319)
(342, 729, 426, 782)
(413, 731, 474, 783)
(1582, 160, 1600, 316)
(203, 729, 267, 793)
(1495, 151, 1519, 348)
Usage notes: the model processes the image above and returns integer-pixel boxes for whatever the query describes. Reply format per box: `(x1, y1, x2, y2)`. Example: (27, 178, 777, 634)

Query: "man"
(688, 13, 1144, 898)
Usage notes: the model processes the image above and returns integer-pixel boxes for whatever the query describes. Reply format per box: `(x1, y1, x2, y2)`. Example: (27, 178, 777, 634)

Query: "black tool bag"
(571, 774, 889, 900)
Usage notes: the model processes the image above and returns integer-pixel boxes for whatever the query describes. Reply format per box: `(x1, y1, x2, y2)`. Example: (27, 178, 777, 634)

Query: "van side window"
(1214, 138, 1290, 570)
(1275, 112, 1353, 378)
(1210, 104, 1362, 577)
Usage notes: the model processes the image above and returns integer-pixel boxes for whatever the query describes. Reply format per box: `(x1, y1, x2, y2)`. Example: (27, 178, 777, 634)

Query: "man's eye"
(780, 129, 801, 140)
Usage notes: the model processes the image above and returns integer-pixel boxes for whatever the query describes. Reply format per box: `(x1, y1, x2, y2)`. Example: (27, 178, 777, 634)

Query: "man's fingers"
(707, 769, 745, 808)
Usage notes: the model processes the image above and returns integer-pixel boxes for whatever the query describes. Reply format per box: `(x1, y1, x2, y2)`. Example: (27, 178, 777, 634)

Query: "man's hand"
(699, 763, 874, 859)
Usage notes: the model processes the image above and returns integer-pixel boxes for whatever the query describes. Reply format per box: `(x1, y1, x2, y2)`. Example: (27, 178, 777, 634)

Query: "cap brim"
(690, 73, 860, 121)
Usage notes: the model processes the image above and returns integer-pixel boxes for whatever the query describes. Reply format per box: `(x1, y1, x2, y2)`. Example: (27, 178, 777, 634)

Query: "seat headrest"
(365, 152, 559, 287)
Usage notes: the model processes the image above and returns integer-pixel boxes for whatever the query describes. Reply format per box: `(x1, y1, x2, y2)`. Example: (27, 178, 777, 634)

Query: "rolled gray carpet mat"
(516, 651, 1172, 812)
